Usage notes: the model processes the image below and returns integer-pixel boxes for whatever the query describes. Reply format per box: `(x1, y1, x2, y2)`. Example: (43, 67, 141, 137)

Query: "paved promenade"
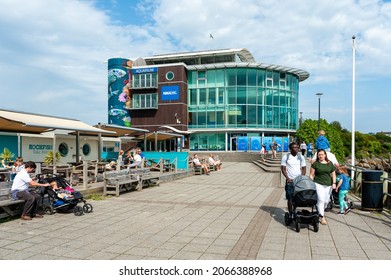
(0, 162, 390, 260)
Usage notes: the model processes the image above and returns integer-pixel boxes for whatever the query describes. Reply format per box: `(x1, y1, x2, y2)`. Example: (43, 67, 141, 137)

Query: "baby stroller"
(284, 175, 319, 233)
(37, 174, 93, 216)
(327, 189, 354, 211)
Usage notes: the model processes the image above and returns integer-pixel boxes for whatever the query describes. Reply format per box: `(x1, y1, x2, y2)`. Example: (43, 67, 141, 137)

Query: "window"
(189, 89, 197, 105)
(166, 71, 174, 81)
(132, 73, 158, 88)
(208, 88, 216, 105)
(82, 144, 90, 156)
(132, 93, 158, 109)
(266, 71, 273, 87)
(199, 88, 207, 105)
(58, 143, 68, 157)
(197, 71, 206, 87)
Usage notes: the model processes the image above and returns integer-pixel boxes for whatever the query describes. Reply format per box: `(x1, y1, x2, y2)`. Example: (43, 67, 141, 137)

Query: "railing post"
(82, 160, 88, 190)
(382, 171, 388, 206)
(35, 162, 42, 176)
(355, 168, 362, 195)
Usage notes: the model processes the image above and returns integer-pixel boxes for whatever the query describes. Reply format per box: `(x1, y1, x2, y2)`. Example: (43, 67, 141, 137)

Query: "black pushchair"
(327, 189, 354, 211)
(37, 174, 93, 216)
(284, 175, 319, 233)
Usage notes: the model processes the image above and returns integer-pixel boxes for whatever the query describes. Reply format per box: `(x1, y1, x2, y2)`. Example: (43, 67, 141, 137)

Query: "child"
(50, 181, 74, 200)
(260, 145, 266, 161)
(307, 143, 313, 158)
(334, 165, 351, 215)
(10, 157, 24, 181)
(315, 130, 330, 152)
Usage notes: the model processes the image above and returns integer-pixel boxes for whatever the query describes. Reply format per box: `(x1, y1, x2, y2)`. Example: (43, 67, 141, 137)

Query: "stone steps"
(253, 158, 281, 173)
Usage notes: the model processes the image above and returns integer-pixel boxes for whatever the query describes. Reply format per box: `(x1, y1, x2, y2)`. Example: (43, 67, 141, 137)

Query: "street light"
(316, 93, 323, 131)
(351, 35, 356, 179)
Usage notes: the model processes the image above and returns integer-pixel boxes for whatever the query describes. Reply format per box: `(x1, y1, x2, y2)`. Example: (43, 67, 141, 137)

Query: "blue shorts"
(285, 181, 294, 200)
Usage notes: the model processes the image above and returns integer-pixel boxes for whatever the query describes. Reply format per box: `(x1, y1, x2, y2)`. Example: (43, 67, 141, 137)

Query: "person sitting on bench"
(10, 161, 50, 220)
(193, 154, 210, 175)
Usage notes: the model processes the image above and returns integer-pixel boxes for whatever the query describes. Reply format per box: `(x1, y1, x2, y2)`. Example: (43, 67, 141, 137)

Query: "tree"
(296, 118, 345, 161)
(0, 147, 15, 166)
(44, 151, 61, 165)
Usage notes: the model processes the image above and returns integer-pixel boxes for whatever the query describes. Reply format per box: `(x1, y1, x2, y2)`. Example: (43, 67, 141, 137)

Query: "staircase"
(193, 151, 282, 173)
(194, 151, 262, 163)
(253, 156, 281, 173)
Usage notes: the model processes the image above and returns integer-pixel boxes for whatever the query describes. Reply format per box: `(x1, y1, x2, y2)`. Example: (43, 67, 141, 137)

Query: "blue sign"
(250, 137, 261, 151)
(132, 67, 157, 74)
(274, 137, 282, 152)
(237, 137, 248, 151)
(263, 137, 273, 151)
(161, 85, 179, 101)
(283, 137, 289, 152)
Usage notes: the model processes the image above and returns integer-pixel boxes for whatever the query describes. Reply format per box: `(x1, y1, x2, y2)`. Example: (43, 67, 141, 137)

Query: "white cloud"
(0, 0, 390, 133)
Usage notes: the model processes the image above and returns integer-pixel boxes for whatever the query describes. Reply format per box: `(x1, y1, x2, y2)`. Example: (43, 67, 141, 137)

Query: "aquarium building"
(108, 48, 309, 152)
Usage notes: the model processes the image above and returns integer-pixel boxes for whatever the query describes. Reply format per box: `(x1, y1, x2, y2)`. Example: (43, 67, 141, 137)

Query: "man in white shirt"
(129, 148, 142, 168)
(281, 143, 307, 222)
(193, 154, 210, 175)
(10, 161, 50, 220)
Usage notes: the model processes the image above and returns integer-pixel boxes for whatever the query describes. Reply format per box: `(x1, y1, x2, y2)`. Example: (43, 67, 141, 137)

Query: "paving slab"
(0, 162, 390, 260)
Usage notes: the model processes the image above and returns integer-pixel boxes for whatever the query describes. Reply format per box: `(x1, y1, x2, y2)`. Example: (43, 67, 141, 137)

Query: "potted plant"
(0, 147, 15, 167)
(44, 151, 61, 165)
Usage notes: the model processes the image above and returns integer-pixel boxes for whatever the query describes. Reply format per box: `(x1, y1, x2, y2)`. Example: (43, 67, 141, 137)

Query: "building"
(108, 48, 309, 152)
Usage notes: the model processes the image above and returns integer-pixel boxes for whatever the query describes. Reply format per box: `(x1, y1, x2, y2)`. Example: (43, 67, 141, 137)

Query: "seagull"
(210, 33, 214, 39)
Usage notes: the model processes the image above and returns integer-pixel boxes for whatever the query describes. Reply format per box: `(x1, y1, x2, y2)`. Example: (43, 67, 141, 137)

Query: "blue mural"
(108, 58, 132, 127)
(274, 137, 282, 152)
(263, 137, 273, 151)
(250, 137, 261, 151)
(237, 137, 248, 151)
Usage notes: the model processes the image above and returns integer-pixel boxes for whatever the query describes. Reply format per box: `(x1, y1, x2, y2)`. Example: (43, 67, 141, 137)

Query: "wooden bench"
(193, 163, 203, 175)
(130, 168, 160, 188)
(0, 199, 25, 219)
(103, 169, 140, 197)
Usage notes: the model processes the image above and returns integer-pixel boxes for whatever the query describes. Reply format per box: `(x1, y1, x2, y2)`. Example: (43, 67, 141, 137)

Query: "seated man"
(129, 148, 142, 168)
(193, 154, 210, 175)
(208, 153, 222, 171)
(123, 150, 133, 165)
(10, 161, 51, 220)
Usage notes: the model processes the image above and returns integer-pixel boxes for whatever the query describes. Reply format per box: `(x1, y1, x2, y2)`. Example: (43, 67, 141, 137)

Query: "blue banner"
(161, 85, 179, 101)
(274, 137, 282, 152)
(283, 137, 289, 152)
(237, 137, 248, 151)
(132, 67, 158, 74)
(263, 137, 273, 151)
(250, 137, 261, 151)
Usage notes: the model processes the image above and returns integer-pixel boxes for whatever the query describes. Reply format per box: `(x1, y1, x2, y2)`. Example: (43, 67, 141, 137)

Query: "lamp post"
(351, 35, 356, 179)
(316, 93, 323, 131)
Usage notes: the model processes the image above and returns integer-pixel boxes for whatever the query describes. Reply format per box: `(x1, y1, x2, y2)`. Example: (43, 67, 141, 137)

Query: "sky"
(0, 0, 390, 134)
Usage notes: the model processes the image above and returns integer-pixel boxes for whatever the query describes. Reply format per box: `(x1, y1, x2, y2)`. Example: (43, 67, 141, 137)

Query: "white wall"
(20, 134, 120, 163)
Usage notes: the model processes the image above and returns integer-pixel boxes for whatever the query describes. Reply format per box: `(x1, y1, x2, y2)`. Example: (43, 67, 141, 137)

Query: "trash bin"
(361, 170, 383, 211)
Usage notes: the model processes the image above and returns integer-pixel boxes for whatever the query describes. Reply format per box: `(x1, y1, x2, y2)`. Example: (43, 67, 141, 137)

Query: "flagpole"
(351, 35, 356, 179)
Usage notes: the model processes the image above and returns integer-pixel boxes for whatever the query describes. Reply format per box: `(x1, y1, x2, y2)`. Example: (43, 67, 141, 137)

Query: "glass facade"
(188, 67, 299, 130)
(188, 67, 300, 150)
